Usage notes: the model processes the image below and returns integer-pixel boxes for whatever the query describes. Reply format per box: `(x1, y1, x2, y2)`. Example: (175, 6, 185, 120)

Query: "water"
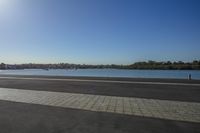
(0, 69, 200, 79)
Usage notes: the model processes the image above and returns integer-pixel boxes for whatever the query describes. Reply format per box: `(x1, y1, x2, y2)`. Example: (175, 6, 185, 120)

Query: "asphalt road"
(0, 75, 200, 133)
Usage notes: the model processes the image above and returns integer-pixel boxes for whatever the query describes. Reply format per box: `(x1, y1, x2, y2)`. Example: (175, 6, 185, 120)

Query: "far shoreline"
(1, 60, 200, 70)
(1, 68, 200, 71)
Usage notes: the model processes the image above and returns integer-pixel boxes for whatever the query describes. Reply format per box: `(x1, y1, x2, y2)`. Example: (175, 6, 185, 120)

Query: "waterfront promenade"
(0, 75, 200, 133)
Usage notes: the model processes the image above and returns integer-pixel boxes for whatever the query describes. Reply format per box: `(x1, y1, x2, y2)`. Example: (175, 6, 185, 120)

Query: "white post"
(188, 74, 192, 80)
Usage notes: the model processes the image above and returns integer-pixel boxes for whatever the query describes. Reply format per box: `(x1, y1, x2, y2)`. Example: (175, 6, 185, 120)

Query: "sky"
(0, 0, 200, 64)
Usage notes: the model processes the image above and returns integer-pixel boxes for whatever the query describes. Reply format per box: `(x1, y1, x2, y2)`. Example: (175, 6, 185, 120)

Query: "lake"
(0, 69, 200, 79)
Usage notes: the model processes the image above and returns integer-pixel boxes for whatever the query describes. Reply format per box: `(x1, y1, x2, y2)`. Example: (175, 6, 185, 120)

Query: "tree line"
(128, 60, 200, 70)
(1, 60, 200, 70)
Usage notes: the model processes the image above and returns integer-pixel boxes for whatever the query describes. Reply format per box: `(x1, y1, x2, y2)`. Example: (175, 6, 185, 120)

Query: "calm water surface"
(0, 69, 200, 79)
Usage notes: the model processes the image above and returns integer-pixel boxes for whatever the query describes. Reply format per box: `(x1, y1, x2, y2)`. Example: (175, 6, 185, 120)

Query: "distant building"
(0, 63, 6, 69)
(7, 64, 16, 69)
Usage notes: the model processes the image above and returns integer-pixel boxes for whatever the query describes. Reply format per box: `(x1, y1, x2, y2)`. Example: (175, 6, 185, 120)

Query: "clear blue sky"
(0, 0, 200, 64)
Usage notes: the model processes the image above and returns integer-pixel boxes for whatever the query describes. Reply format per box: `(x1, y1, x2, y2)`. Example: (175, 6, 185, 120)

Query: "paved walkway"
(0, 87, 200, 123)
